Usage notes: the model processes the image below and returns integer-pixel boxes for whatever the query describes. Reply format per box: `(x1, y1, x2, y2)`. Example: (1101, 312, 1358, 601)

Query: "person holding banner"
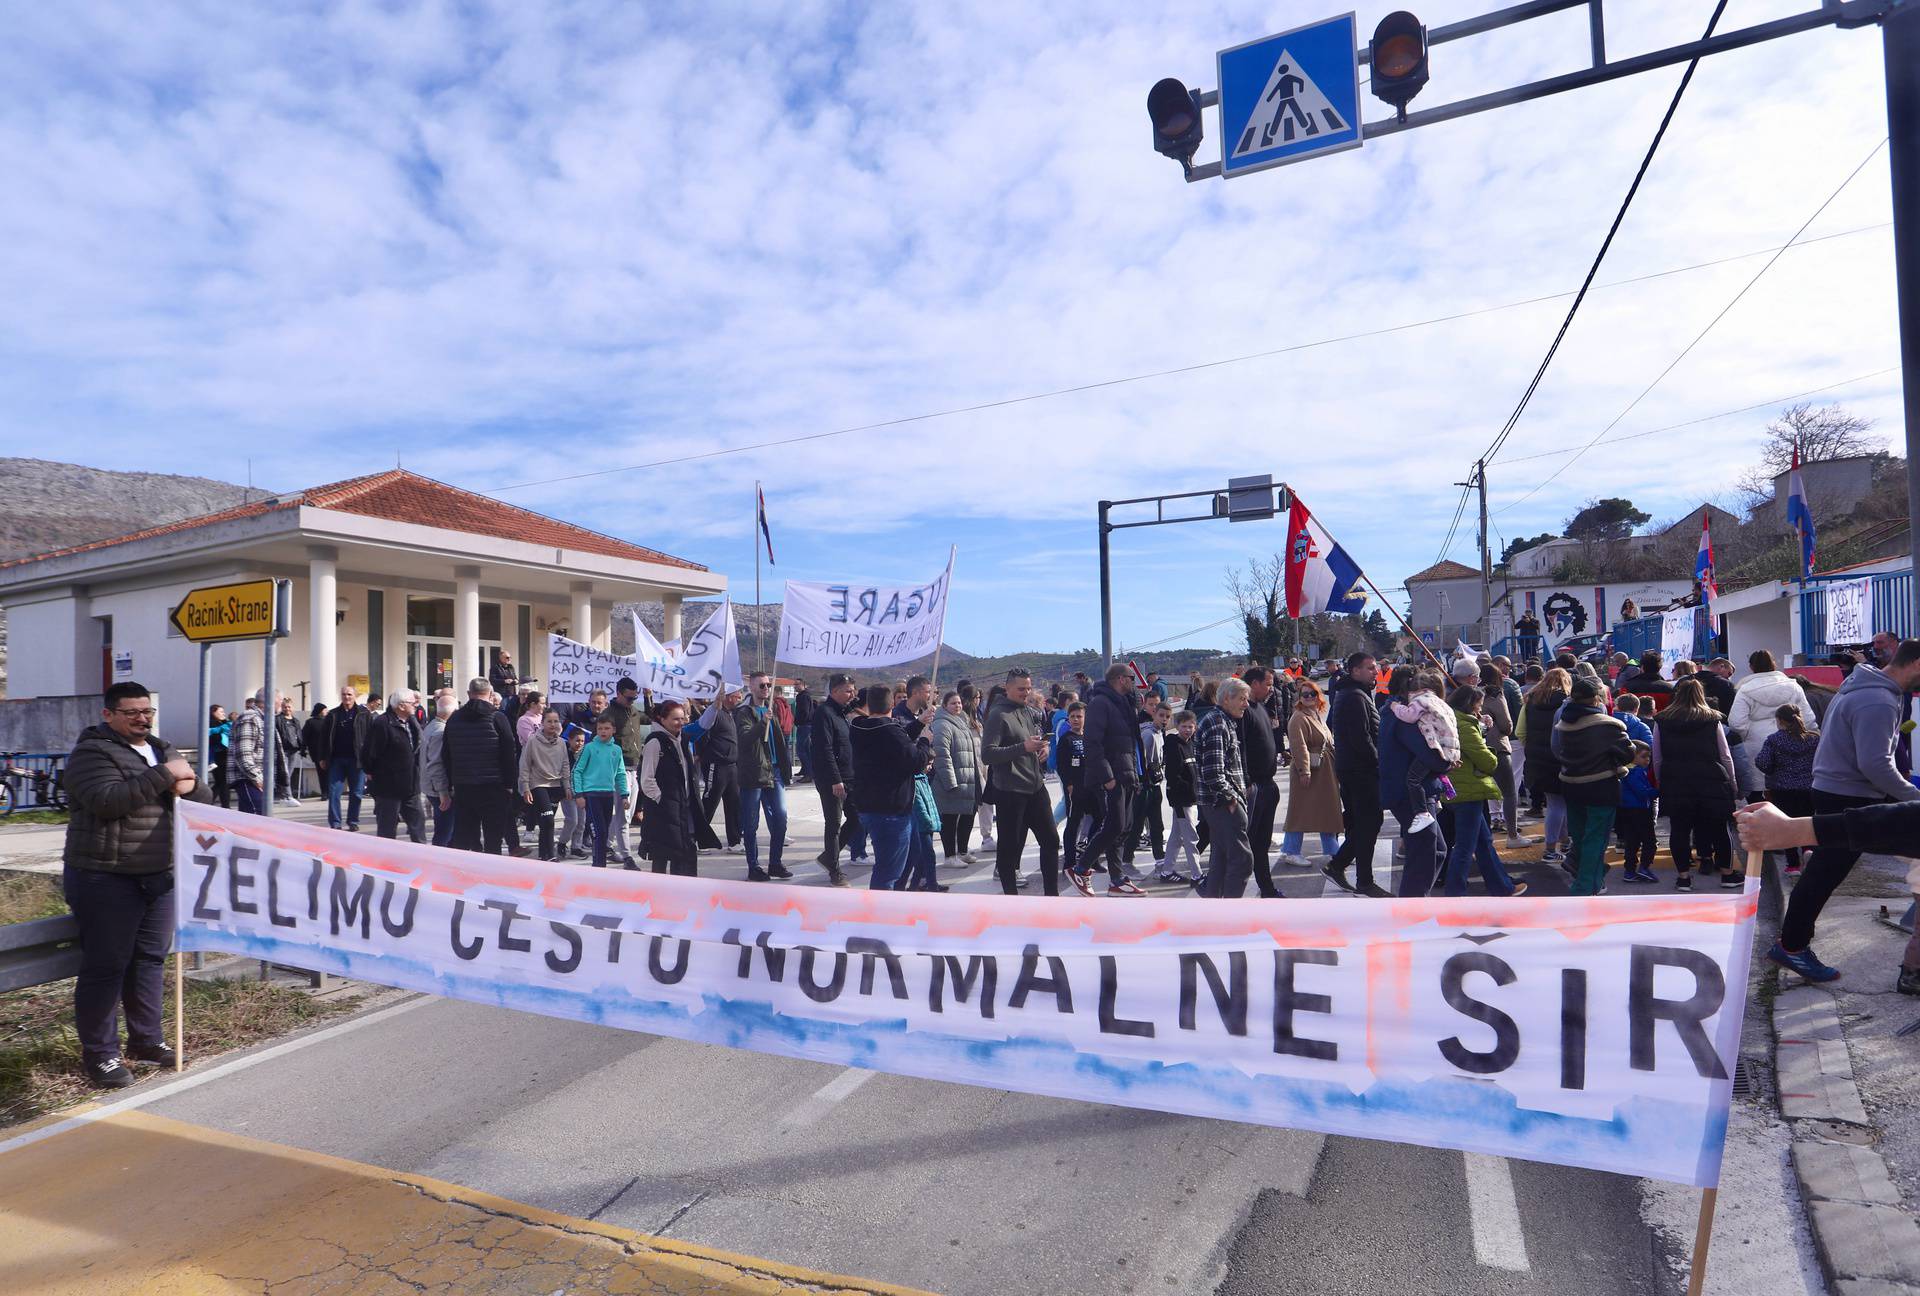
(639, 700, 704, 876)
(982, 668, 1061, 896)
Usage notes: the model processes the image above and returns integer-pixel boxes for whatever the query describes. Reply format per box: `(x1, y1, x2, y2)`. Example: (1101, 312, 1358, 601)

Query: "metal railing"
(0, 914, 83, 993)
(1799, 572, 1914, 660)
(0, 752, 67, 814)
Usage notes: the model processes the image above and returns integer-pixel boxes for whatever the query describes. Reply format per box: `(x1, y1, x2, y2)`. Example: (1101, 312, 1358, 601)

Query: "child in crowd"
(1160, 710, 1201, 886)
(571, 716, 630, 869)
(1614, 692, 1652, 745)
(560, 729, 589, 857)
(1755, 703, 1821, 877)
(1617, 742, 1658, 884)
(1058, 703, 1092, 879)
(1395, 669, 1458, 836)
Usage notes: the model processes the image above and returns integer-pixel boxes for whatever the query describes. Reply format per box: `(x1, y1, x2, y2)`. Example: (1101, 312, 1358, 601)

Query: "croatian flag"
(1283, 495, 1367, 618)
(1695, 516, 1718, 619)
(1785, 446, 1816, 577)
(757, 486, 776, 565)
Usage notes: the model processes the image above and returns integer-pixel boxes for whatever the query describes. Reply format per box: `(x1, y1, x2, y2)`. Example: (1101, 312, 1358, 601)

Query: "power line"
(1493, 136, 1891, 516)
(1122, 612, 1243, 654)
(481, 224, 1888, 496)
(1474, 0, 1728, 472)
(1491, 366, 1900, 467)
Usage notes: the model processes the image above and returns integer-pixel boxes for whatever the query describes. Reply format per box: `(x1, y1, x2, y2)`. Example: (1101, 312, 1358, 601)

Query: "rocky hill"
(0, 459, 264, 692)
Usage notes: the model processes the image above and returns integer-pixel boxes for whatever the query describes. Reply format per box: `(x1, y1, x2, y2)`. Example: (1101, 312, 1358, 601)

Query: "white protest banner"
(545, 635, 639, 704)
(547, 601, 744, 705)
(777, 550, 954, 668)
(175, 803, 1756, 1188)
(1826, 578, 1874, 646)
(1661, 606, 1696, 677)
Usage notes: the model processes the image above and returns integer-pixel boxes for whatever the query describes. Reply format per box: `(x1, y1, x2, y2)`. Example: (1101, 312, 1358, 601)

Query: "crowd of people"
(51, 628, 1920, 1087)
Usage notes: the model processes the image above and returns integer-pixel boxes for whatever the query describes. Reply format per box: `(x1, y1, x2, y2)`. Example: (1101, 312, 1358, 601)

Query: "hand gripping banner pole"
(1685, 839, 1763, 1296)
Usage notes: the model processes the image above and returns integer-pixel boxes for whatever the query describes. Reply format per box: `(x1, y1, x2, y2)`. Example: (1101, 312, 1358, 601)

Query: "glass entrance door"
(407, 641, 456, 695)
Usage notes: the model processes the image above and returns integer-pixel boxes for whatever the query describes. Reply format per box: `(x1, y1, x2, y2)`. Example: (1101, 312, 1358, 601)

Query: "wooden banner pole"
(172, 952, 185, 1073)
(1689, 840, 1762, 1293)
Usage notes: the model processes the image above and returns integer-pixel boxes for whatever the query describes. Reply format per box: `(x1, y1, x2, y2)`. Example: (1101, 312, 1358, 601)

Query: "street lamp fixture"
(1147, 77, 1206, 176)
(1369, 11, 1430, 122)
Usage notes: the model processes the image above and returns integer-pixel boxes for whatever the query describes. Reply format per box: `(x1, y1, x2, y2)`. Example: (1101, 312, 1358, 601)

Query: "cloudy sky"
(1, 1, 1903, 654)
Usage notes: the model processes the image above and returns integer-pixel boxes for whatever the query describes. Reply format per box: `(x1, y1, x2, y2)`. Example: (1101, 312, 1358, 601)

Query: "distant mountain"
(0, 459, 263, 692)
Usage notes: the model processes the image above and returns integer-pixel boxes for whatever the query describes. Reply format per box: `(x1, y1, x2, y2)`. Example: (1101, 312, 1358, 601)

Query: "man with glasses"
(61, 681, 210, 1087)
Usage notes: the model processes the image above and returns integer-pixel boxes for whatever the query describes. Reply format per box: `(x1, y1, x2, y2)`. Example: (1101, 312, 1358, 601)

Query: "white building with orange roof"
(0, 469, 724, 751)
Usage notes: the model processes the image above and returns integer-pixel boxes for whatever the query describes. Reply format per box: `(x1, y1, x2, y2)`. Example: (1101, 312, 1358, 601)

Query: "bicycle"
(0, 754, 67, 816)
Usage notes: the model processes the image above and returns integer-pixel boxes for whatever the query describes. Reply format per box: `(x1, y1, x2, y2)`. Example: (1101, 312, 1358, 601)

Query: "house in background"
(0, 470, 724, 752)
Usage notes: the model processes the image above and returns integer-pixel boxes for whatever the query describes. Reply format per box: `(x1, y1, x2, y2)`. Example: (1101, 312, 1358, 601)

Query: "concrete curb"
(1772, 979, 1920, 1292)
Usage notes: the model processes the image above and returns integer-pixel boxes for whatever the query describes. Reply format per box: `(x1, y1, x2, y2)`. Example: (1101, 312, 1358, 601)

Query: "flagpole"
(754, 480, 763, 674)
(929, 546, 956, 690)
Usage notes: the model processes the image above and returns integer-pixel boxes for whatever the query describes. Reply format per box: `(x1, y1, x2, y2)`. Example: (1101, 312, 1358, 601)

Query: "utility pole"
(1887, 3, 1920, 628)
(1476, 460, 1494, 647)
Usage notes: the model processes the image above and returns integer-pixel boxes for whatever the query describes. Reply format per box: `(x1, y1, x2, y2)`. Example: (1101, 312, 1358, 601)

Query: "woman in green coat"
(1442, 686, 1527, 898)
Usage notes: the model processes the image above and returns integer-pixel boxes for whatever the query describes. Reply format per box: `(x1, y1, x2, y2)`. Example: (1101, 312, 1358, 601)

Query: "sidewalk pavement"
(0, 1108, 929, 1295)
(1771, 851, 1920, 1294)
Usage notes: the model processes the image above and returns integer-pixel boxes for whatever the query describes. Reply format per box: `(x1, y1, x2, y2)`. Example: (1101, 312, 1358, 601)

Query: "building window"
(479, 601, 502, 641)
(407, 596, 454, 638)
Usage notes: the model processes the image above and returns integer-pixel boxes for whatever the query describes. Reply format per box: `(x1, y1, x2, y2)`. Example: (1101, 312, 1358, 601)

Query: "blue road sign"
(1217, 13, 1363, 178)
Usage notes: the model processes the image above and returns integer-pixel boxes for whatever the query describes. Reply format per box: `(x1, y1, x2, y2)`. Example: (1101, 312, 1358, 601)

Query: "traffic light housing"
(1369, 11, 1429, 120)
(1147, 77, 1205, 174)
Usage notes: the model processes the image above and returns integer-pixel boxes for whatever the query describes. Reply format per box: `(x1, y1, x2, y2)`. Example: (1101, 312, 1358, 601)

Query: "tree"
(1737, 402, 1885, 504)
(1363, 608, 1395, 656)
(1226, 555, 1291, 664)
(1499, 532, 1558, 564)
(1563, 497, 1650, 542)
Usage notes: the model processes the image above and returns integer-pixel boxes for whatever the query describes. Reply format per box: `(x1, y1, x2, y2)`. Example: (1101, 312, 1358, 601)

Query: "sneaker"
(1504, 833, 1537, 848)
(1504, 883, 1529, 898)
(1107, 879, 1147, 896)
(1675, 873, 1693, 891)
(745, 868, 771, 883)
(1016, 873, 1033, 889)
(1767, 942, 1841, 983)
(1278, 853, 1311, 869)
(961, 852, 979, 866)
(1898, 966, 1920, 997)
(917, 881, 951, 893)
(826, 868, 849, 888)
(1156, 870, 1196, 886)
(768, 864, 794, 880)
(1066, 868, 1096, 898)
(1357, 881, 1392, 898)
(1321, 862, 1357, 893)
(1622, 870, 1658, 885)
(1407, 811, 1435, 834)
(86, 1057, 134, 1089)
(126, 1041, 181, 1067)
(1785, 862, 1803, 879)
(1540, 849, 1566, 865)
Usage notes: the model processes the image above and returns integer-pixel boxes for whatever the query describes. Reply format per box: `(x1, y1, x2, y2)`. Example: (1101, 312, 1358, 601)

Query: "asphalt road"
(99, 773, 1706, 1296)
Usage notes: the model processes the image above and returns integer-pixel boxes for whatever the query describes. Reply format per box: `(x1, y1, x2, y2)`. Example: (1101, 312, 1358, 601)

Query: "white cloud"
(0, 0, 1903, 654)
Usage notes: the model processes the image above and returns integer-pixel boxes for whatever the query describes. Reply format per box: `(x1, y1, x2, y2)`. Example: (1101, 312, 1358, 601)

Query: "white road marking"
(779, 1066, 878, 1130)
(0, 993, 435, 1156)
(1463, 1151, 1532, 1272)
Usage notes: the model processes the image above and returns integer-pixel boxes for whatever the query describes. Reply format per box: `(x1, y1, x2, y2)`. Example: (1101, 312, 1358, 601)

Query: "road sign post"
(171, 578, 291, 817)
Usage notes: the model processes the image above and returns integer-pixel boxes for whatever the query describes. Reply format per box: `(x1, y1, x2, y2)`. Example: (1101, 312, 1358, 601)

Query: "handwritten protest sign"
(1825, 578, 1873, 646)
(175, 804, 1755, 1187)
(546, 601, 742, 703)
(777, 551, 955, 668)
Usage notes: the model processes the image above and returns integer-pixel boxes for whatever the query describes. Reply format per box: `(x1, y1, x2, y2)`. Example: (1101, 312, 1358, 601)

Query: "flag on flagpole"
(1695, 516, 1718, 619)
(1283, 494, 1367, 618)
(757, 486, 776, 565)
(1785, 445, 1817, 578)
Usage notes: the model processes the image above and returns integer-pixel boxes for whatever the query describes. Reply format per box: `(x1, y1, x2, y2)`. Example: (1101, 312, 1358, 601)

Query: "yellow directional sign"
(170, 579, 283, 643)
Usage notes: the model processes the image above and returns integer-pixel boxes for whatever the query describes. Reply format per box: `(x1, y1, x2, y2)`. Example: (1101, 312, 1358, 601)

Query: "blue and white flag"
(1785, 446, 1816, 578)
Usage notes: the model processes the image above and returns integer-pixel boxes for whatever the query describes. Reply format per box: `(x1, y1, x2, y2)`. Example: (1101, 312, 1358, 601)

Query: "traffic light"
(1147, 77, 1205, 174)
(1369, 11, 1429, 120)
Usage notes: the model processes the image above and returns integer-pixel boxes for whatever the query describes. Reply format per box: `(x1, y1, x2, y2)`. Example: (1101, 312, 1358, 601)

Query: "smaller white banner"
(1661, 606, 1696, 678)
(547, 601, 743, 704)
(1826, 578, 1874, 646)
(777, 551, 955, 668)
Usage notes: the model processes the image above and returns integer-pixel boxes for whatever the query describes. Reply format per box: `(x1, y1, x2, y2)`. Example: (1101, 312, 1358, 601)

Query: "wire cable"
(1474, 0, 1729, 471)
(1493, 136, 1890, 515)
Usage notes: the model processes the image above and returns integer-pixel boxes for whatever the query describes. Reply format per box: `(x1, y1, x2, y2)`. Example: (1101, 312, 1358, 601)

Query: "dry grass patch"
(0, 871, 66, 924)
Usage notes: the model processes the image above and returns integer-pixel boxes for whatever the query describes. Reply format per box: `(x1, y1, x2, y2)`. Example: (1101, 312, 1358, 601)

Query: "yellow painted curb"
(0, 1109, 935, 1295)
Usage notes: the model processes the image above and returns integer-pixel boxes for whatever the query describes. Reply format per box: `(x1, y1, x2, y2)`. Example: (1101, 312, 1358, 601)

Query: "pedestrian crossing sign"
(1218, 13, 1363, 177)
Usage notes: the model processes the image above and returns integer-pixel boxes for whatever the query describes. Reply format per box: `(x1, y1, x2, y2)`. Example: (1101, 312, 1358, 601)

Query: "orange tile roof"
(1405, 559, 1481, 584)
(1, 469, 705, 572)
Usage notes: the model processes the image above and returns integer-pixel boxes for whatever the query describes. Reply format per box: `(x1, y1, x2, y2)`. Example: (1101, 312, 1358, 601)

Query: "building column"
(455, 567, 482, 688)
(308, 546, 338, 705)
(591, 600, 613, 651)
(569, 580, 594, 647)
(383, 587, 409, 699)
(661, 593, 683, 645)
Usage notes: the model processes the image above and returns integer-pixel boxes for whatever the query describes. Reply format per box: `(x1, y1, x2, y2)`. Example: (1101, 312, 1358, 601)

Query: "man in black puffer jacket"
(62, 681, 212, 1088)
(1075, 664, 1147, 896)
(849, 684, 930, 891)
(696, 691, 742, 852)
(810, 674, 859, 881)
(442, 677, 518, 854)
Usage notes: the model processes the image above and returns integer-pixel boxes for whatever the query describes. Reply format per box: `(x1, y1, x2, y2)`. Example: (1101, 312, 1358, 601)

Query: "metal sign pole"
(195, 643, 212, 787)
(262, 634, 277, 819)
